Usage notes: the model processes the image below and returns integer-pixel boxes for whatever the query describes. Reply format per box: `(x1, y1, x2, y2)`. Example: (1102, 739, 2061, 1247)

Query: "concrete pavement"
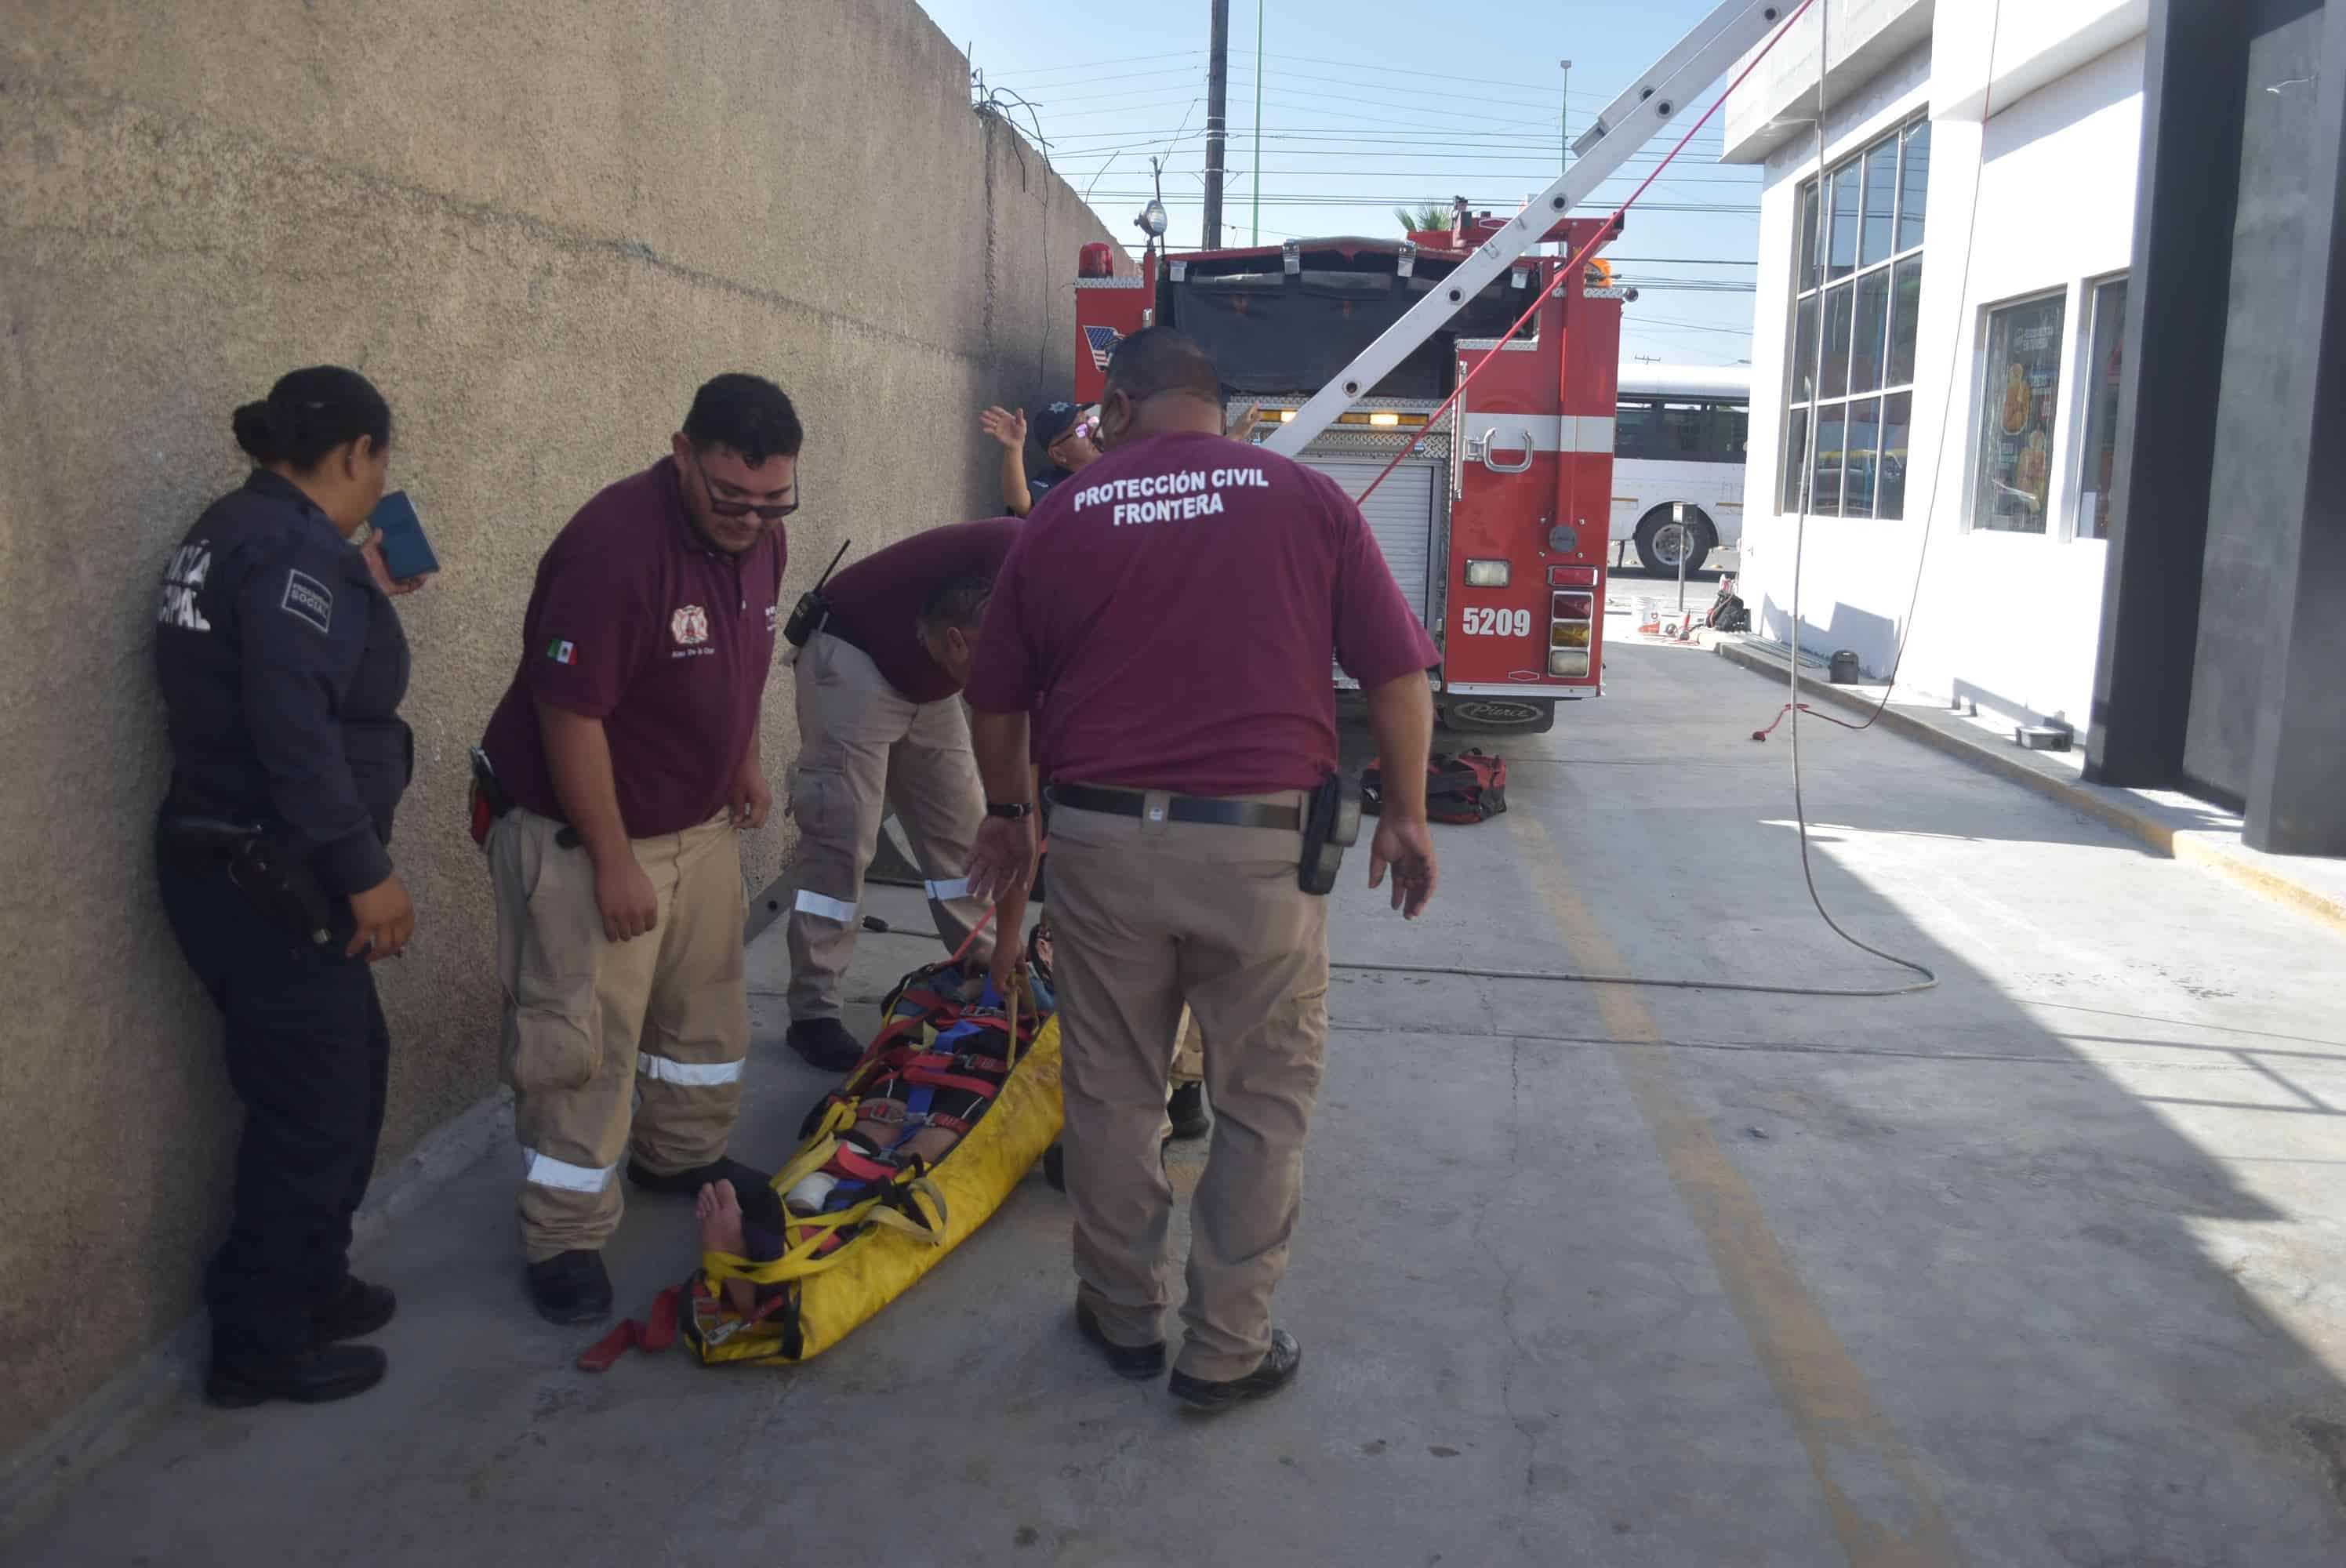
(8, 640, 2346, 1566)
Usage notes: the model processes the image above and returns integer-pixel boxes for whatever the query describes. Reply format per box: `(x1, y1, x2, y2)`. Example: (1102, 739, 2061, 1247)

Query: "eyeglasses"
(692, 452, 801, 521)
(1048, 421, 1095, 452)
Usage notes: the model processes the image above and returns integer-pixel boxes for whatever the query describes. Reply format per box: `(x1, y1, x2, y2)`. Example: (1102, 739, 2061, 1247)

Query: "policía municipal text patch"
(281, 569, 334, 634)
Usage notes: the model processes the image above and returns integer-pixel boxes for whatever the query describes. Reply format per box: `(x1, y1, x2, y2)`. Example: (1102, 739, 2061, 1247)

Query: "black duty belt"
(1048, 783, 1301, 832)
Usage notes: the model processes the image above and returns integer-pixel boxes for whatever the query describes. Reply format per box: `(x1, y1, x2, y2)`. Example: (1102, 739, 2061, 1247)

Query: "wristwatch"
(986, 801, 1033, 821)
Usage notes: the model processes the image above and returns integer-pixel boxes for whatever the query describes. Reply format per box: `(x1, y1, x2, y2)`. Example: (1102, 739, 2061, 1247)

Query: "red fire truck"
(1064, 0, 1796, 733)
(1071, 208, 1625, 735)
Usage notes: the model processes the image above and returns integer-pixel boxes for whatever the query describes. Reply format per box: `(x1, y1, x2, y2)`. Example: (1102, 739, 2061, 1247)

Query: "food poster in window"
(1977, 296, 2067, 532)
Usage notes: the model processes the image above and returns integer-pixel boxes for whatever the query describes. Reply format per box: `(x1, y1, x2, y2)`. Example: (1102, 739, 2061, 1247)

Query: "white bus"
(1611, 364, 1750, 574)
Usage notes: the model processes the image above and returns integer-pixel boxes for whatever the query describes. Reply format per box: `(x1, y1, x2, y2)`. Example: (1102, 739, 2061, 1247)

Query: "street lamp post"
(1560, 58, 1573, 166)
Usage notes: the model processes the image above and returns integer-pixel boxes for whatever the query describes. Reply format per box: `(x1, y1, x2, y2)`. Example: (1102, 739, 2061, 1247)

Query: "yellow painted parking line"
(1510, 813, 1963, 1567)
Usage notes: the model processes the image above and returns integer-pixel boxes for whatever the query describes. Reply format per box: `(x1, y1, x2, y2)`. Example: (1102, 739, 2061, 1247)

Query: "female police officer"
(153, 365, 427, 1406)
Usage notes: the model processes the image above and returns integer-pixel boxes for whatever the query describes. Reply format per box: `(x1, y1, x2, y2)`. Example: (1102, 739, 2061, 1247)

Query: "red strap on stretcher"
(576, 1283, 681, 1373)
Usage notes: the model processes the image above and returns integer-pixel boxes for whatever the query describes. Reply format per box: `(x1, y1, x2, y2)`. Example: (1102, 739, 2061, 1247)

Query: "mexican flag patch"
(547, 639, 577, 666)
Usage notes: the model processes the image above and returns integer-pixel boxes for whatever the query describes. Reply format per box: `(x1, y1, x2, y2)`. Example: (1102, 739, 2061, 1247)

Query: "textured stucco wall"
(0, 0, 1109, 1465)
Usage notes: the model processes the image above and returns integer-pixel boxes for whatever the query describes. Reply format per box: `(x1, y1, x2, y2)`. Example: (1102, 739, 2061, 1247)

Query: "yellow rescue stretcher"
(683, 962, 1060, 1366)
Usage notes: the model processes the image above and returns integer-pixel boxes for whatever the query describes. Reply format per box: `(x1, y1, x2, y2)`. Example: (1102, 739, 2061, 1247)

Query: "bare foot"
(695, 1180, 757, 1316)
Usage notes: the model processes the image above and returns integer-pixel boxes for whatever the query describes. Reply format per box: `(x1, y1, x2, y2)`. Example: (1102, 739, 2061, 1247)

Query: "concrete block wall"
(0, 0, 1110, 1467)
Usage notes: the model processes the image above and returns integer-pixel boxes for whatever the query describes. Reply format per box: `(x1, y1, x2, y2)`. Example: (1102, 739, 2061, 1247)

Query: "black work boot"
(1166, 1082, 1211, 1141)
(786, 1017, 864, 1073)
(311, 1276, 397, 1344)
(626, 1154, 773, 1196)
(1075, 1301, 1168, 1381)
(207, 1343, 387, 1408)
(526, 1249, 613, 1326)
(1168, 1328, 1303, 1411)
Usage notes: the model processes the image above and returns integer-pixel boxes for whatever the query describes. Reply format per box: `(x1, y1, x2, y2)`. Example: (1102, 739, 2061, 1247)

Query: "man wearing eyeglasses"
(981, 400, 1100, 517)
(475, 372, 801, 1326)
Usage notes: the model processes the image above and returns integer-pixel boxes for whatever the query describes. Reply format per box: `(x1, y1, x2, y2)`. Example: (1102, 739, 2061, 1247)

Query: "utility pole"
(1203, 0, 1230, 249)
(1251, 1, 1266, 245)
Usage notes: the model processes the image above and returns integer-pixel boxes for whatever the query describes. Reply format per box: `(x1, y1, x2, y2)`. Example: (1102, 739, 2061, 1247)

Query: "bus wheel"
(1443, 697, 1556, 735)
(1634, 507, 1715, 575)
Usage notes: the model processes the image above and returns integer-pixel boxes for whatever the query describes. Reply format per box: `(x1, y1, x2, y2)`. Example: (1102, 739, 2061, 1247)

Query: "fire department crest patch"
(1084, 325, 1123, 372)
(671, 604, 711, 646)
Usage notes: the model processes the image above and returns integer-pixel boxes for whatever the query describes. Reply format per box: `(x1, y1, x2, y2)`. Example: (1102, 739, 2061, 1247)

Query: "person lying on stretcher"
(694, 1001, 1019, 1318)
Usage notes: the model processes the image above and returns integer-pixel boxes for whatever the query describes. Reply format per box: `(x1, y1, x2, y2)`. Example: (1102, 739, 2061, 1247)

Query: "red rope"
(1352, 0, 1818, 504)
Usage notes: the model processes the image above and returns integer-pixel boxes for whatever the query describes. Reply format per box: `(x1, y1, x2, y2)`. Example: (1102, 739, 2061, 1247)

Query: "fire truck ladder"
(1262, 0, 1803, 461)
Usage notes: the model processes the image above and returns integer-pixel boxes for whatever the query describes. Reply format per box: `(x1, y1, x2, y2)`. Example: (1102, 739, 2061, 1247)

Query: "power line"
(986, 50, 1204, 79)
(1086, 193, 1760, 215)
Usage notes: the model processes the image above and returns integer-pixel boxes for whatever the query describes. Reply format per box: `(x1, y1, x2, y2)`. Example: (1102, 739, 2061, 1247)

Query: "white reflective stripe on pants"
(636, 1054, 747, 1087)
(924, 877, 971, 902)
(795, 887, 857, 922)
(521, 1148, 615, 1193)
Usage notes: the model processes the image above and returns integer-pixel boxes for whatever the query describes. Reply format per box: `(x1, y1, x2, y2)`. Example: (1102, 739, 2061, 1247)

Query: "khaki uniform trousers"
(489, 807, 748, 1262)
(786, 632, 992, 1020)
(1045, 791, 1329, 1382)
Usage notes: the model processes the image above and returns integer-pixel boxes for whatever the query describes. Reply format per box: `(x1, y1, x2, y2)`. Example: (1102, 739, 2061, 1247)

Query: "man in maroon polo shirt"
(963, 328, 1440, 1410)
(477, 373, 800, 1325)
(781, 516, 1024, 1070)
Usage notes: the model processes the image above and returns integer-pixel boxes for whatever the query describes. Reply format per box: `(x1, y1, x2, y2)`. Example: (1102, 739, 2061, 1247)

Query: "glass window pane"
(1879, 392, 1912, 520)
(1821, 283, 1855, 400)
(2075, 278, 2129, 539)
(1898, 122, 1931, 251)
(1720, 406, 1749, 461)
(1887, 257, 1923, 387)
(1828, 162, 1860, 280)
(1850, 268, 1892, 394)
(1972, 293, 2068, 533)
(1814, 403, 1847, 517)
(1843, 397, 1882, 517)
(1614, 399, 1660, 459)
(1861, 138, 1898, 268)
(1797, 180, 1820, 294)
(1792, 293, 1821, 402)
(1782, 407, 1810, 513)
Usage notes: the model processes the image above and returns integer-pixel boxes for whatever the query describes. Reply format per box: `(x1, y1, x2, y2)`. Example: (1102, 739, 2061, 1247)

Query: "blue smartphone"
(368, 490, 440, 580)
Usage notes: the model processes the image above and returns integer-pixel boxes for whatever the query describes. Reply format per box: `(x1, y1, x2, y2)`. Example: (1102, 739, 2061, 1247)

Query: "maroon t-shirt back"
(965, 431, 1436, 796)
(822, 517, 1022, 704)
(479, 459, 784, 837)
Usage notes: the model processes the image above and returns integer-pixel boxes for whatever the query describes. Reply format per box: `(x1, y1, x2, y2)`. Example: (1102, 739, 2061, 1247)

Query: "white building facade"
(1725, 0, 2152, 737)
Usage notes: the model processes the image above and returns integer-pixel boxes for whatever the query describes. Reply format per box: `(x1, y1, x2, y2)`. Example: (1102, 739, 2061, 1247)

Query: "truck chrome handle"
(1472, 426, 1536, 475)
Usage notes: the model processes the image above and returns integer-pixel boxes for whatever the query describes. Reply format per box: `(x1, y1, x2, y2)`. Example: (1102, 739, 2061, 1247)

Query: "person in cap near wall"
(979, 400, 1101, 517)
(153, 366, 431, 1406)
(474, 374, 800, 1326)
(781, 516, 1031, 1070)
(963, 327, 1440, 1411)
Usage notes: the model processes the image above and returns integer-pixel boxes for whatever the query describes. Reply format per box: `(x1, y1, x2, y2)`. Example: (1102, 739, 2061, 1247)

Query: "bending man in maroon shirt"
(476, 374, 801, 1327)
(963, 328, 1439, 1411)
(782, 517, 1027, 1070)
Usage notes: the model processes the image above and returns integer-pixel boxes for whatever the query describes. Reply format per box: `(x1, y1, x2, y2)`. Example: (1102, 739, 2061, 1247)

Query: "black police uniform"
(151, 469, 412, 1367)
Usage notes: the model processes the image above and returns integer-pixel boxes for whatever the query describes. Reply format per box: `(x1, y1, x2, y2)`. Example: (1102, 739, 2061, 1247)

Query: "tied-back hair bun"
(231, 366, 393, 471)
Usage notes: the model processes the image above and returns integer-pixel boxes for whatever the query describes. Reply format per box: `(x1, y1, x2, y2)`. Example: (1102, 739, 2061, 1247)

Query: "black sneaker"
(1168, 1328, 1302, 1411)
(311, 1276, 396, 1344)
(525, 1249, 613, 1326)
(787, 1017, 865, 1073)
(1075, 1301, 1167, 1381)
(625, 1154, 772, 1196)
(1167, 1082, 1211, 1141)
(207, 1344, 387, 1408)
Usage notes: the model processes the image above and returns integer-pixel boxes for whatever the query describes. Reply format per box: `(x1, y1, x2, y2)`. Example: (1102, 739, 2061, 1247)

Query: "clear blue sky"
(911, 0, 1763, 368)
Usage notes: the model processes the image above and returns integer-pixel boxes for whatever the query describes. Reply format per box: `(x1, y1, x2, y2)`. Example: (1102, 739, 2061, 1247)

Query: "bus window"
(1657, 400, 1748, 463)
(1614, 399, 1662, 459)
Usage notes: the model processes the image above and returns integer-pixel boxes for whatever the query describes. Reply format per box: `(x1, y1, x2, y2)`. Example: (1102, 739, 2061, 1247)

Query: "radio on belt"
(783, 537, 854, 650)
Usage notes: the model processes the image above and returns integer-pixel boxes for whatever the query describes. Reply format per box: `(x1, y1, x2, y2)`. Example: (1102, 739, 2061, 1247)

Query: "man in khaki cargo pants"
(476, 374, 803, 1324)
(964, 329, 1439, 1410)
(779, 518, 1024, 1070)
